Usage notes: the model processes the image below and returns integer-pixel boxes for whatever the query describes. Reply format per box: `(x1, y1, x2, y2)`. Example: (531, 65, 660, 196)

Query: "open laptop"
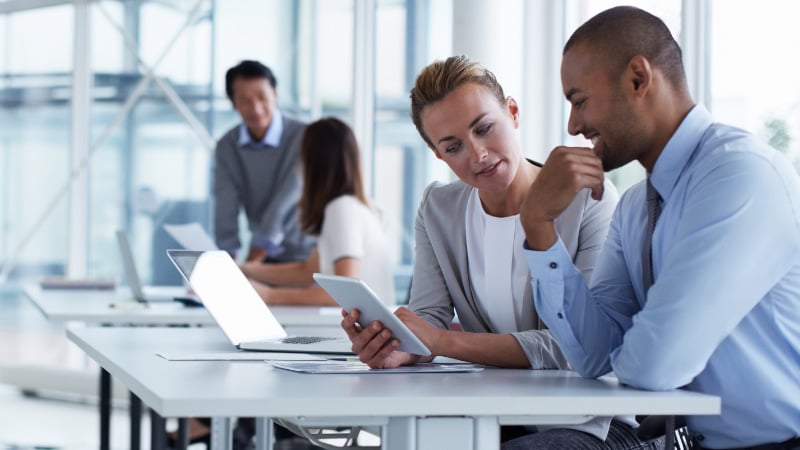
(166, 249, 353, 354)
(116, 230, 196, 304)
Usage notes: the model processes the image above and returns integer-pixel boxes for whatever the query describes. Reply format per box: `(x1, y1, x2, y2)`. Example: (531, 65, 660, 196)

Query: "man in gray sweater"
(214, 60, 315, 263)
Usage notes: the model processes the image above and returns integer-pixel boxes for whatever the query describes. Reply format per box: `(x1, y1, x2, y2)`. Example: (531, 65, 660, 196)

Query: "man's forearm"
(522, 220, 558, 251)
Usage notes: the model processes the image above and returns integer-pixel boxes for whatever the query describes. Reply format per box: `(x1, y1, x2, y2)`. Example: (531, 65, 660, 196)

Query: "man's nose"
(567, 110, 582, 136)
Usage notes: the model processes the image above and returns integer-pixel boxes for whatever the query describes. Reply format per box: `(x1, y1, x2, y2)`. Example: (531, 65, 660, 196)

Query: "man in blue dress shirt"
(520, 6, 800, 450)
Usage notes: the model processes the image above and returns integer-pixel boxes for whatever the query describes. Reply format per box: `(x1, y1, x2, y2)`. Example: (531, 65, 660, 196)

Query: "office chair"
(637, 415, 694, 450)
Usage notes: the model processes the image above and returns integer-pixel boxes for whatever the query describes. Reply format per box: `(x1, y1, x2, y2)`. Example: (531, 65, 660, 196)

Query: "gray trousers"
(501, 420, 665, 450)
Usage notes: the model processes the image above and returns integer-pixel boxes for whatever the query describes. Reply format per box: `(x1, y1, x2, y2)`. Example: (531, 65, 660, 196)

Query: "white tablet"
(313, 273, 431, 356)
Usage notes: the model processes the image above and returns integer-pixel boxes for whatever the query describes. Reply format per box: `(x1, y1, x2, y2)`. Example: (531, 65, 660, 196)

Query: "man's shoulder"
(694, 123, 788, 177)
(279, 116, 307, 150)
(216, 124, 241, 149)
(282, 116, 307, 133)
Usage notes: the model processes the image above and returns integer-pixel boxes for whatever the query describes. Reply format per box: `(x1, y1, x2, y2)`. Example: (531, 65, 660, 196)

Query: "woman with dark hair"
(240, 117, 396, 306)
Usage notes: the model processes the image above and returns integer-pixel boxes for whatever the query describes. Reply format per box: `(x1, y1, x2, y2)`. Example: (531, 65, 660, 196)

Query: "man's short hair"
(225, 60, 277, 103)
(564, 6, 687, 90)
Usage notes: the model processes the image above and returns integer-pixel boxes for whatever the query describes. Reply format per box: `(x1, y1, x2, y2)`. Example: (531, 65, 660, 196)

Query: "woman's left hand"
(394, 307, 446, 357)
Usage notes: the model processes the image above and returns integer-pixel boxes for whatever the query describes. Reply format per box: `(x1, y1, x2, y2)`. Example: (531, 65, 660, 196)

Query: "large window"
(711, 0, 800, 168)
(87, 1, 214, 284)
(1, 0, 795, 296)
(0, 4, 74, 279)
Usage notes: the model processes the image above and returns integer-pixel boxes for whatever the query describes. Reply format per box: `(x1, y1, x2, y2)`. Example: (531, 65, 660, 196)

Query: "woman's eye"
(476, 124, 493, 135)
(445, 143, 461, 153)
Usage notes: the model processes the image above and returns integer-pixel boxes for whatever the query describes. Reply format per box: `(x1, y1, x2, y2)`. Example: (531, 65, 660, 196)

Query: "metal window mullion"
(353, 0, 376, 195)
(681, 0, 711, 109)
(68, 0, 91, 278)
(522, 0, 566, 162)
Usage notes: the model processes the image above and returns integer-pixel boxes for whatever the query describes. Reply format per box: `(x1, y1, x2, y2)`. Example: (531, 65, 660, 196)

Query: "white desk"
(23, 285, 344, 450)
(68, 326, 720, 450)
(23, 285, 344, 327)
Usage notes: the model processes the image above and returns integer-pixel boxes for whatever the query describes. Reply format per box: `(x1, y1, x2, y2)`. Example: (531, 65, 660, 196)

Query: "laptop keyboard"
(280, 336, 337, 344)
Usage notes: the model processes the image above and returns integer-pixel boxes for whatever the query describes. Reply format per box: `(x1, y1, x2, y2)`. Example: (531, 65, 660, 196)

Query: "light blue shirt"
(525, 106, 800, 448)
(237, 109, 284, 148)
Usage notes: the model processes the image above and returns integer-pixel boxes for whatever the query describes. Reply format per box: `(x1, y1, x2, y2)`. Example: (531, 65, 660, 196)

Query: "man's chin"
(598, 146, 625, 172)
(601, 155, 625, 172)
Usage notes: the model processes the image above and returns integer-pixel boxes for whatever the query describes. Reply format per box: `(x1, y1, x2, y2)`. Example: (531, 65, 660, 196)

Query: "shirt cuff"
(216, 237, 240, 255)
(251, 234, 285, 257)
(522, 237, 589, 364)
(523, 238, 575, 281)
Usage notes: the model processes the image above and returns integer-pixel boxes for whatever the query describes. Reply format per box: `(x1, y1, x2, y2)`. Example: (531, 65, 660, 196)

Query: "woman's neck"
(478, 159, 540, 217)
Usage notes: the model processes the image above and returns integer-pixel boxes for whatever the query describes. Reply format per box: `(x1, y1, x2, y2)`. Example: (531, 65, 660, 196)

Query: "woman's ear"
(507, 97, 520, 127)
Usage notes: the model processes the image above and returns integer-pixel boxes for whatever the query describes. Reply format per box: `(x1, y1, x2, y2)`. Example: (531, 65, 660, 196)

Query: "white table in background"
(23, 285, 344, 450)
(23, 285, 344, 327)
(67, 326, 721, 450)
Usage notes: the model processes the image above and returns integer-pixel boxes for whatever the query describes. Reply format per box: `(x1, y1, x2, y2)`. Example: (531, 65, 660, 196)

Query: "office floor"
(0, 284, 154, 450)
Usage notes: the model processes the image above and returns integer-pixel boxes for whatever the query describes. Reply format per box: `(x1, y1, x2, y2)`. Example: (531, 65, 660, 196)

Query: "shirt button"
(549, 262, 558, 269)
(696, 434, 704, 442)
(557, 313, 564, 319)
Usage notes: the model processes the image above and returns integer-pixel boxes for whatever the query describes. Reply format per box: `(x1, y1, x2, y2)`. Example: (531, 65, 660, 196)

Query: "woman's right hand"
(341, 309, 420, 369)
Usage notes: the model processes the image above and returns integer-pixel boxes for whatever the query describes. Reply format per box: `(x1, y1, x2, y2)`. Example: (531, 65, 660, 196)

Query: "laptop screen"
(167, 250, 288, 345)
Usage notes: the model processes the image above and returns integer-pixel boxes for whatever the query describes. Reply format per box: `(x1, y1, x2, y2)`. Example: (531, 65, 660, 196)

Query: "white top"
(465, 189, 533, 333)
(317, 195, 396, 305)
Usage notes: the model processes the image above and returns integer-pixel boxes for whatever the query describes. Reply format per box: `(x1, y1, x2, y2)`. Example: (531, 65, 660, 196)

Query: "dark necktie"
(639, 179, 680, 448)
(642, 178, 661, 293)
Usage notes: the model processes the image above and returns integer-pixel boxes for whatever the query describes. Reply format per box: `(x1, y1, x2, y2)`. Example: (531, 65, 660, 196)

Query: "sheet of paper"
(158, 352, 325, 361)
(163, 222, 219, 251)
(268, 360, 484, 374)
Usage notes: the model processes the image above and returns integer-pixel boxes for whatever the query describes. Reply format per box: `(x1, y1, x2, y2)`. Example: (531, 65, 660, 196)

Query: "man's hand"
(341, 309, 419, 369)
(246, 246, 268, 262)
(249, 279, 273, 304)
(521, 146, 605, 250)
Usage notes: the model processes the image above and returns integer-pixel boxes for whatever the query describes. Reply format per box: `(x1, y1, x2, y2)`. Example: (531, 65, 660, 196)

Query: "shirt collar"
(237, 109, 284, 148)
(650, 104, 713, 203)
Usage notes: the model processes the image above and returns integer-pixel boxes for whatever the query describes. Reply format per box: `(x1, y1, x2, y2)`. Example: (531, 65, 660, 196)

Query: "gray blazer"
(409, 174, 618, 369)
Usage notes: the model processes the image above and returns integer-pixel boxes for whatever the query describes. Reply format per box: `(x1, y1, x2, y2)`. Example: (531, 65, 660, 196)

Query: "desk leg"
(210, 417, 233, 450)
(254, 418, 274, 450)
(384, 417, 414, 450)
(474, 416, 501, 449)
(664, 416, 675, 450)
(384, 417, 499, 450)
(99, 368, 111, 450)
(176, 418, 189, 450)
(150, 409, 167, 450)
(129, 391, 141, 450)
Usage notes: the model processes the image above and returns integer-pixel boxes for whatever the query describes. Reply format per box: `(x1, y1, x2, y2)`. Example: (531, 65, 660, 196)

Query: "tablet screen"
(313, 273, 431, 356)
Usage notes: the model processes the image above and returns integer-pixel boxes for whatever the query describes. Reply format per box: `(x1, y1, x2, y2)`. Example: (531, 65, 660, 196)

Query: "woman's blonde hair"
(409, 55, 506, 148)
